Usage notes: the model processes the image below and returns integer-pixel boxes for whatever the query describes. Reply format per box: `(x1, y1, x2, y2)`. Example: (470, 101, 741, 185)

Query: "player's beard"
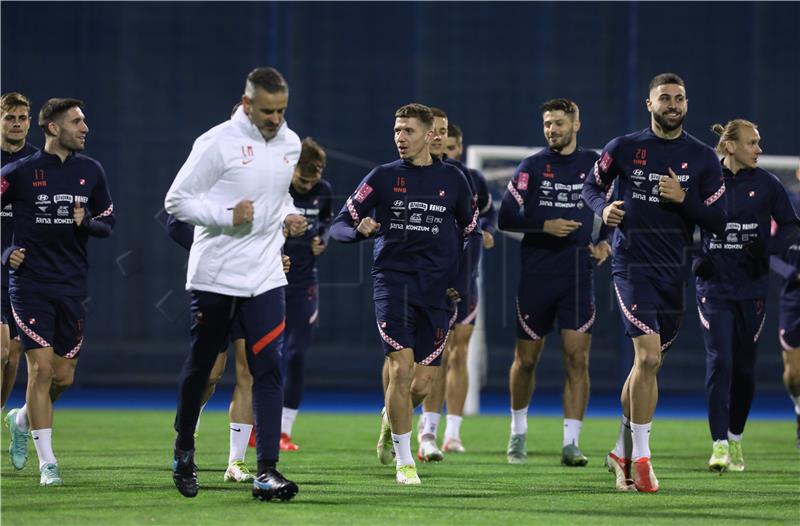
(548, 131, 573, 152)
(653, 110, 685, 133)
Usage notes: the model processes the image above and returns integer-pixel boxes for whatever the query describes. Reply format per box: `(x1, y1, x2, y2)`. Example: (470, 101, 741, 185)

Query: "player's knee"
(634, 352, 661, 373)
(448, 345, 468, 369)
(514, 347, 540, 371)
(410, 379, 432, 400)
(29, 361, 55, 386)
(564, 351, 588, 377)
(53, 372, 75, 391)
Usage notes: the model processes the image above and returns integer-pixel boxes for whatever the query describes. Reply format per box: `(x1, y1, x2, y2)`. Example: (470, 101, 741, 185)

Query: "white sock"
(630, 421, 652, 461)
(421, 412, 440, 440)
(195, 403, 206, 433)
(15, 404, 29, 433)
(444, 415, 462, 440)
(790, 394, 800, 415)
(511, 407, 528, 436)
(612, 415, 632, 459)
(282, 407, 299, 437)
(563, 418, 582, 447)
(727, 431, 742, 442)
(713, 439, 729, 447)
(228, 423, 253, 464)
(31, 428, 57, 469)
(392, 431, 414, 467)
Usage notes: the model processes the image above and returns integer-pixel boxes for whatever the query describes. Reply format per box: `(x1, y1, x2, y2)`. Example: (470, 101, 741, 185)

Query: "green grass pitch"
(1, 410, 798, 525)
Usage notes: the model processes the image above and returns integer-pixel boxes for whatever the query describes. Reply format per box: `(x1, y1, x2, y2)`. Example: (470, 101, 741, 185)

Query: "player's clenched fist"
(357, 217, 381, 237)
(9, 248, 25, 270)
(543, 218, 582, 238)
(232, 199, 254, 225)
(284, 214, 308, 237)
(658, 168, 686, 204)
(602, 200, 625, 227)
(282, 254, 291, 273)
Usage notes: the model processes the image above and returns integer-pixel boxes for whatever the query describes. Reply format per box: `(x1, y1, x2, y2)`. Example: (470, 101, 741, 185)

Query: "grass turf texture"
(1, 410, 798, 525)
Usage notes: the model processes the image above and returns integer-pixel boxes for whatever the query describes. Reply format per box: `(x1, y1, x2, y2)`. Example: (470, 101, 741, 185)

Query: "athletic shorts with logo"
(374, 298, 449, 366)
(612, 273, 683, 352)
(10, 288, 85, 358)
(516, 272, 595, 340)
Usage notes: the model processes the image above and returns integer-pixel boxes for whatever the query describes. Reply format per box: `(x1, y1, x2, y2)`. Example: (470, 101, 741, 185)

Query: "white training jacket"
(165, 107, 301, 297)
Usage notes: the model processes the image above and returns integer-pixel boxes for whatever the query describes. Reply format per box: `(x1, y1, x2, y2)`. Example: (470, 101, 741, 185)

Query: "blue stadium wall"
(2, 2, 799, 394)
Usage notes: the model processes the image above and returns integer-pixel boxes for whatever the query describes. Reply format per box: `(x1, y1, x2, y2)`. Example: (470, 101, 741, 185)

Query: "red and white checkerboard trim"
(420, 328, 449, 366)
(346, 197, 360, 224)
(463, 207, 478, 236)
(697, 306, 710, 330)
(613, 283, 655, 335)
(660, 332, 678, 352)
(92, 203, 114, 219)
(377, 322, 404, 351)
(704, 184, 726, 206)
(507, 180, 524, 206)
(576, 307, 595, 333)
(449, 305, 459, 329)
(516, 298, 541, 340)
(11, 307, 50, 348)
(64, 337, 83, 359)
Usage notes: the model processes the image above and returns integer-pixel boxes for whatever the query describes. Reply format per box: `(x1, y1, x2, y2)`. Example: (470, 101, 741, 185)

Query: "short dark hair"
(299, 137, 326, 169)
(540, 98, 579, 118)
(447, 123, 463, 142)
(429, 107, 447, 119)
(649, 72, 685, 92)
(394, 103, 434, 128)
(38, 98, 83, 135)
(1, 92, 31, 113)
(245, 67, 288, 98)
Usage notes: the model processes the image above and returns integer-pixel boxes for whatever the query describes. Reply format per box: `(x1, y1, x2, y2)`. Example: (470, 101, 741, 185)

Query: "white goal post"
(462, 144, 799, 415)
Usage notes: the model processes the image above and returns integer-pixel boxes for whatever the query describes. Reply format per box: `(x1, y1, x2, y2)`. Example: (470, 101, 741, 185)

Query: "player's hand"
(284, 214, 308, 237)
(310, 236, 326, 256)
(357, 217, 381, 237)
(589, 240, 612, 265)
(543, 218, 582, 237)
(9, 248, 25, 270)
(73, 200, 85, 226)
(482, 230, 495, 249)
(447, 287, 461, 303)
(602, 200, 625, 227)
(658, 168, 686, 204)
(281, 254, 291, 274)
(232, 200, 254, 225)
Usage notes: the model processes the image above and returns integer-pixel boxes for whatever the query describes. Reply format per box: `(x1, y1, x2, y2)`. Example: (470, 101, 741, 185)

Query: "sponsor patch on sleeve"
(354, 182, 373, 203)
(517, 172, 529, 190)
(0, 177, 8, 195)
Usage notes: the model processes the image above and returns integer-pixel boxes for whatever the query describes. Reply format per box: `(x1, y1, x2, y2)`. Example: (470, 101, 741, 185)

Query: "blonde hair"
(711, 119, 758, 155)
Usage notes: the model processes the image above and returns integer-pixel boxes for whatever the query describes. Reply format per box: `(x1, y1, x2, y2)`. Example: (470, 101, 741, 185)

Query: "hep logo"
(29, 318, 36, 325)
(439, 190, 445, 197)
(380, 321, 387, 328)
(631, 304, 638, 312)
(79, 178, 86, 185)
(749, 191, 755, 197)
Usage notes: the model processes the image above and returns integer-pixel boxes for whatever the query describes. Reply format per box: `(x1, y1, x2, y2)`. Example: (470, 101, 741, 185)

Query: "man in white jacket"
(165, 67, 306, 501)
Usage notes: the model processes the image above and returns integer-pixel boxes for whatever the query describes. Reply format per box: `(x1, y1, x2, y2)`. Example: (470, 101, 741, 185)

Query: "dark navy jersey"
(330, 157, 476, 311)
(582, 127, 726, 283)
(771, 191, 800, 299)
(696, 164, 798, 300)
(166, 213, 194, 251)
(284, 179, 333, 287)
(471, 167, 498, 235)
(443, 156, 485, 236)
(1, 150, 114, 295)
(499, 147, 600, 276)
(1, 142, 38, 289)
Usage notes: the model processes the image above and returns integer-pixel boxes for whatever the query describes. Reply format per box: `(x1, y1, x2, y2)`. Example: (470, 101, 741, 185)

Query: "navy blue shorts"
(779, 290, 800, 351)
(10, 289, 85, 359)
(612, 273, 684, 352)
(374, 299, 449, 366)
(228, 312, 245, 345)
(516, 273, 595, 340)
(1, 286, 19, 340)
(454, 235, 482, 325)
